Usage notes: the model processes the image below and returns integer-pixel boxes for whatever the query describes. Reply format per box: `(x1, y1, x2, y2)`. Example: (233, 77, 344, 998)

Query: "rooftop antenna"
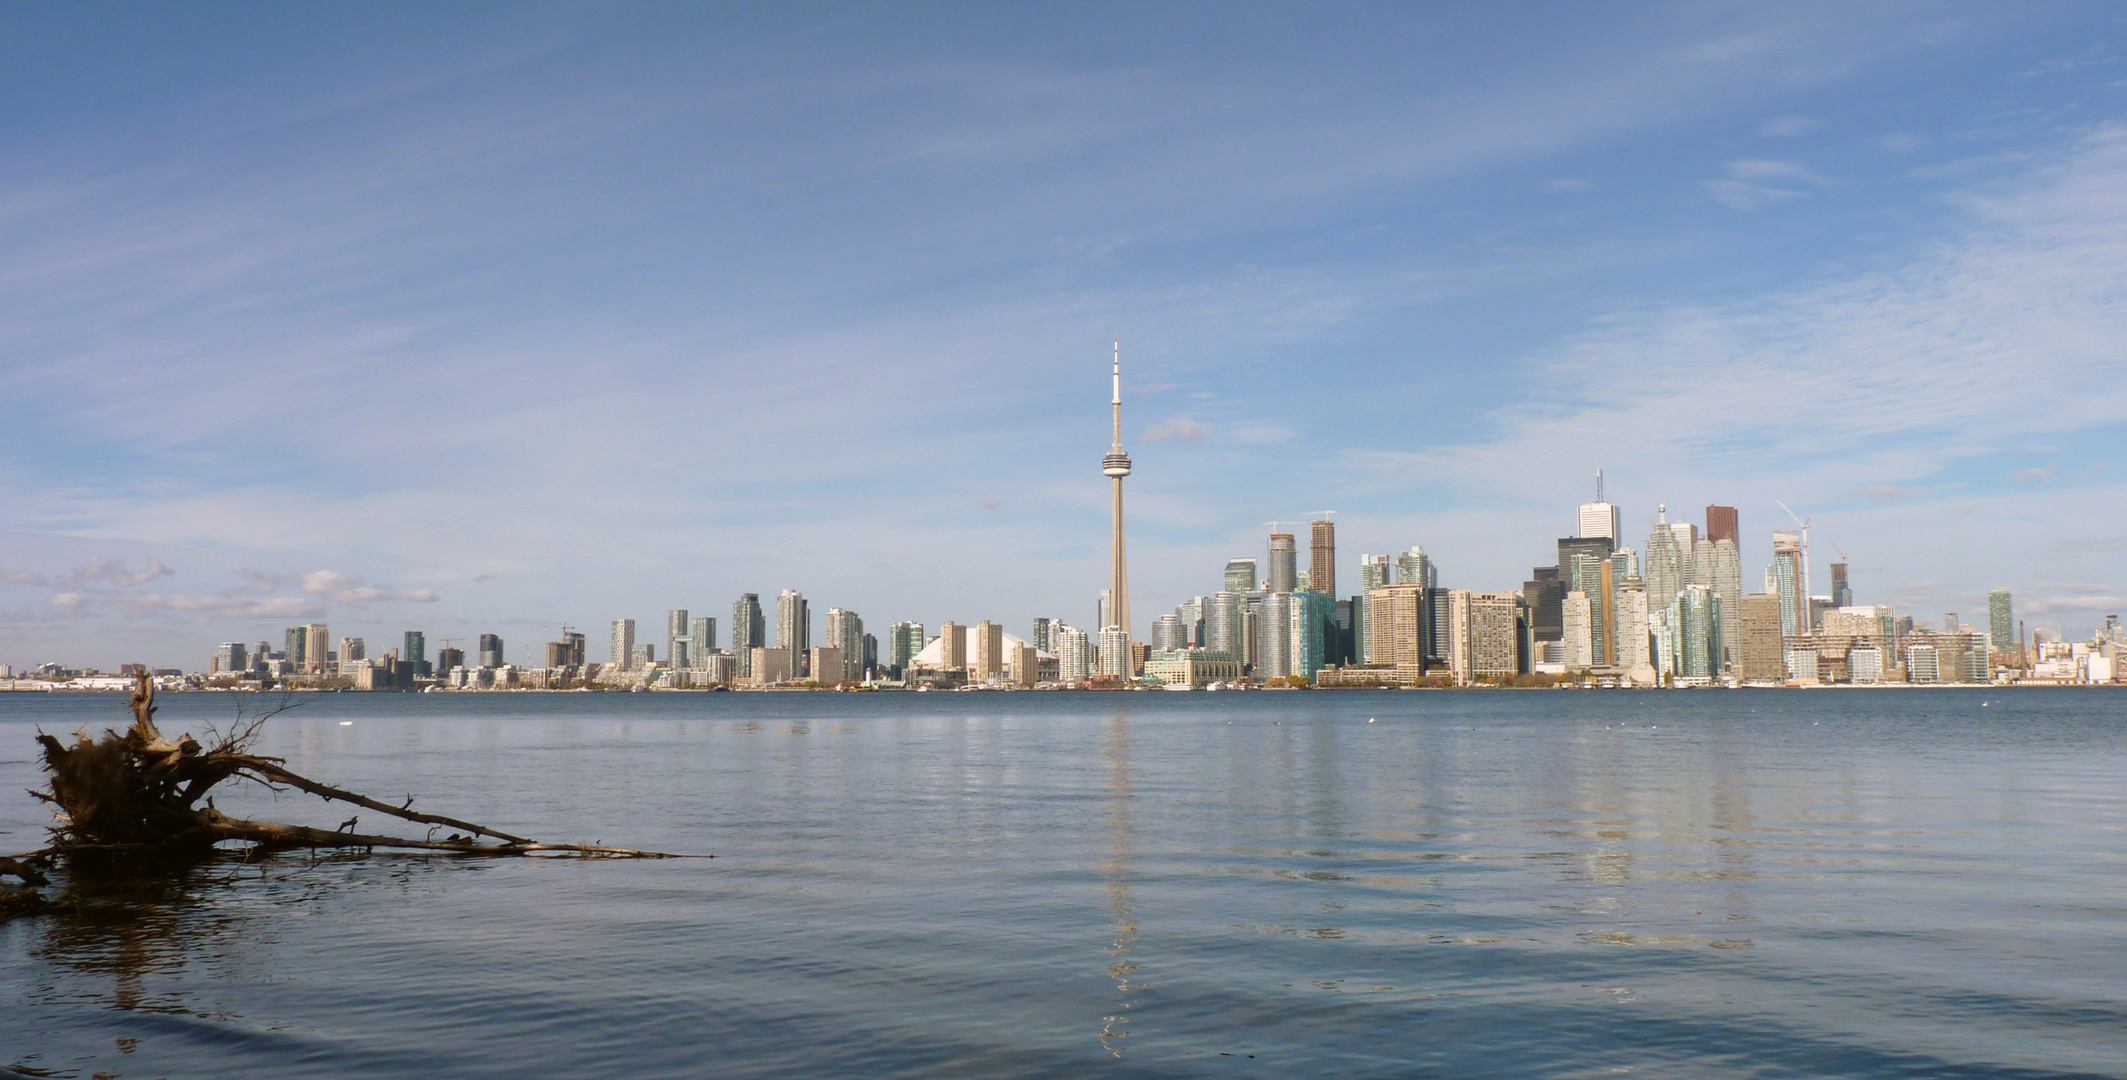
(1777, 500, 1812, 609)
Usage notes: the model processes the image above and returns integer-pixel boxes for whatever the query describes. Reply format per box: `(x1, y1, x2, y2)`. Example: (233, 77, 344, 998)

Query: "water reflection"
(1097, 713, 1137, 1057)
(31, 860, 254, 1015)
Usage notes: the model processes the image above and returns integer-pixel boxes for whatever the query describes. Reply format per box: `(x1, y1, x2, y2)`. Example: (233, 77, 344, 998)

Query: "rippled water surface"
(2, 689, 2123, 1078)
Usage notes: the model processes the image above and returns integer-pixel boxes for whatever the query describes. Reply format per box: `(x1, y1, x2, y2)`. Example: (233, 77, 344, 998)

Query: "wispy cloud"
(1142, 417, 1209, 443)
(1704, 158, 1833, 210)
(1759, 115, 1820, 137)
(0, 557, 173, 589)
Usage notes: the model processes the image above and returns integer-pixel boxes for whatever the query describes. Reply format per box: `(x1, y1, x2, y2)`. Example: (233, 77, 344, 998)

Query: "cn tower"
(1102, 338, 1131, 636)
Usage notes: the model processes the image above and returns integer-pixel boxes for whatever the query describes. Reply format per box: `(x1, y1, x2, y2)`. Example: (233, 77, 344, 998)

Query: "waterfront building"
(1365, 583, 1428, 684)
(632, 644, 655, 669)
(1290, 589, 1335, 680)
(1394, 546, 1436, 589)
(478, 634, 503, 669)
(611, 619, 637, 670)
(732, 593, 765, 677)
(1224, 558, 1258, 594)
(691, 617, 716, 666)
(1144, 649, 1243, 688)
(1031, 617, 1061, 653)
(1673, 586, 1719, 680)
(1562, 591, 1593, 670)
(1151, 613, 1188, 651)
(1310, 519, 1336, 597)
(701, 652, 738, 684)
(1208, 591, 1244, 658)
(1010, 642, 1038, 687)
(1771, 532, 1806, 637)
(1447, 590, 1527, 686)
(285, 626, 307, 668)
(937, 622, 967, 671)
(1738, 594, 1784, 681)
(1708, 539, 1742, 672)
(1098, 625, 1132, 678)
(776, 590, 810, 675)
(437, 646, 465, 674)
(889, 622, 925, 675)
(826, 608, 864, 682)
(1267, 533, 1297, 594)
(1615, 578, 1653, 681)
(807, 647, 843, 684)
(1988, 589, 2014, 653)
(750, 647, 793, 686)
(972, 620, 1005, 682)
(403, 631, 427, 678)
(666, 610, 690, 672)
(1103, 339, 1134, 639)
(1850, 644, 1884, 683)
(339, 637, 366, 664)
(1830, 563, 1852, 608)
(214, 642, 246, 674)
(1907, 643, 1940, 684)
(1256, 592, 1293, 679)
(1056, 625, 1091, 682)
(304, 624, 331, 674)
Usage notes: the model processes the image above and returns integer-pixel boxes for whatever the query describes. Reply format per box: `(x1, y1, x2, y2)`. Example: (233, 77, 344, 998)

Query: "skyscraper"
(1224, 558, 1258, 594)
(1771, 532, 1805, 637)
(1266, 532, 1297, 593)
(1208, 591, 1244, 658)
(1309, 519, 1336, 596)
(777, 590, 810, 675)
(938, 621, 967, 671)
(973, 620, 1004, 681)
(1829, 563, 1851, 608)
(478, 633, 503, 669)
(1359, 554, 1393, 593)
(1710, 539, 1742, 672)
(1256, 591, 1292, 679)
(1031, 617, 1060, 653)
(1578, 470, 1620, 541)
(1103, 339, 1133, 638)
(691, 617, 716, 665)
(1644, 506, 1684, 616)
(888, 622, 925, 675)
(732, 594, 764, 677)
(611, 619, 636, 670)
(403, 630, 427, 678)
(305, 624, 331, 674)
(285, 626, 306, 667)
(1394, 547, 1435, 589)
(667, 610, 690, 672)
(1151, 613, 1187, 651)
(1705, 505, 1739, 545)
(1988, 589, 2014, 653)
(826, 608, 864, 683)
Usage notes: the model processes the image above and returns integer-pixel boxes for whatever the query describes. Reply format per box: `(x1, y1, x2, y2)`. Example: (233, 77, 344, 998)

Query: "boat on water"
(1163, 682, 1195, 691)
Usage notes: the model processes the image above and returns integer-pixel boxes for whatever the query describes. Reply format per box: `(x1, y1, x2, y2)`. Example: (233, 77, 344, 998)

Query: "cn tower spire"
(1102, 338, 1132, 639)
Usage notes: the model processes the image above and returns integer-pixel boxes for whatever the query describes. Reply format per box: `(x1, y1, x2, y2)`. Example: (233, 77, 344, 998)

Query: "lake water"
(2, 688, 2123, 1078)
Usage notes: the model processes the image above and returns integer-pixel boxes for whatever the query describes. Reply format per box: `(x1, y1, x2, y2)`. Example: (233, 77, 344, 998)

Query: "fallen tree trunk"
(8, 675, 686, 909)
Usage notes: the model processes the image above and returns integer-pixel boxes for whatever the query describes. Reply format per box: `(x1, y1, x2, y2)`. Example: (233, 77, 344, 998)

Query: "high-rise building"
(1174, 597, 1207, 647)
(611, 619, 636, 670)
(1097, 625, 1131, 678)
(1829, 563, 1851, 608)
(1290, 590, 1335, 680)
(214, 642, 247, 674)
(1224, 558, 1258, 594)
(304, 624, 331, 674)
(1708, 539, 1742, 671)
(1255, 592, 1293, 679)
(1394, 547, 1436, 589)
(403, 630, 427, 678)
(1558, 537, 1612, 666)
(732, 594, 765, 677)
(478, 633, 503, 669)
(1737, 594, 1784, 682)
(1365, 584, 1427, 681)
(1644, 506, 1684, 618)
(1267, 533, 1297, 593)
(691, 617, 716, 665)
(1672, 586, 1719, 679)
(972, 620, 1004, 682)
(889, 622, 925, 675)
(1309, 519, 1336, 597)
(938, 622, 967, 671)
(1360, 554, 1393, 593)
(1522, 566, 1564, 645)
(285, 626, 307, 668)
(1031, 617, 1061, 653)
(1103, 339, 1134, 638)
(1562, 591, 1593, 670)
(827, 608, 864, 683)
(1208, 591, 1244, 658)
(1614, 578, 1651, 676)
(1988, 589, 2014, 653)
(1705, 505, 1739, 545)
(862, 633, 878, 678)
(1151, 613, 1187, 651)
(437, 645, 465, 672)
(1011, 642, 1038, 688)
(340, 637, 366, 663)
(1056, 625, 1091, 681)
(667, 610, 690, 672)
(1771, 533, 1805, 637)
(1578, 501, 1620, 541)
(1448, 590, 1527, 685)
(777, 590, 810, 675)
(807, 647, 843, 685)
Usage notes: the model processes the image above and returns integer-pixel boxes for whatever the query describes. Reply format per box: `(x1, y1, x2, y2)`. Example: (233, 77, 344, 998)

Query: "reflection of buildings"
(1098, 714, 1138, 1057)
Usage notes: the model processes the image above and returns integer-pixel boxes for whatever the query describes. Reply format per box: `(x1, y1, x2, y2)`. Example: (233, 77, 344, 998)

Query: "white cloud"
(1759, 115, 1820, 137)
(1142, 417, 1209, 443)
(1704, 158, 1833, 210)
(0, 556, 173, 589)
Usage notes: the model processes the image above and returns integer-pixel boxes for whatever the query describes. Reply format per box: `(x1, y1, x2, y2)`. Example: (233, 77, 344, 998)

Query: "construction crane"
(1776, 501, 1812, 608)
(1309, 510, 1339, 520)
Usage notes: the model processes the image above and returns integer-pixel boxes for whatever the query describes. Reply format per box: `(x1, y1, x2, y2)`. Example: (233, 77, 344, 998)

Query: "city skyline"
(4, 6, 2127, 668)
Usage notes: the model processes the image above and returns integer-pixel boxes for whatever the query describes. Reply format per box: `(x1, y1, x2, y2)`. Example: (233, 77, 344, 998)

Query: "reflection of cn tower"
(1097, 713, 1138, 1057)
(1103, 338, 1132, 637)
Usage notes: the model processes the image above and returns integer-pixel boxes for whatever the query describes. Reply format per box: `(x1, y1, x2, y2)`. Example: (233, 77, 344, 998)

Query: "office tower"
(285, 626, 307, 668)
(404, 631, 428, 678)
(1771, 533, 1805, 636)
(1671, 586, 1719, 679)
(826, 609, 864, 683)
(1031, 617, 1060, 653)
(1988, 589, 2013, 652)
(1359, 553, 1393, 593)
(1256, 592, 1293, 679)
(214, 642, 246, 674)
(611, 620, 637, 670)
(938, 622, 967, 671)
(1394, 547, 1436, 589)
(1310, 519, 1336, 596)
(732, 594, 765, 676)
(1208, 591, 1244, 658)
(1224, 557, 1258, 594)
(1151, 613, 1187, 651)
(970, 620, 1003, 681)
(1738, 594, 1784, 681)
(1522, 566, 1564, 645)
(1579, 493, 1620, 543)
(1103, 339, 1133, 637)
(1267, 533, 1297, 593)
(691, 617, 715, 665)
(544, 640, 570, 669)
(1829, 563, 1852, 608)
(1098, 625, 1131, 678)
(776, 590, 810, 675)
(474, 634, 500, 668)
(1558, 537, 1612, 665)
(1057, 625, 1091, 681)
(1097, 590, 1114, 635)
(1425, 589, 1452, 666)
(1614, 578, 1651, 675)
(1448, 590, 1527, 685)
(1705, 505, 1739, 545)
(862, 633, 877, 678)
(1175, 597, 1208, 646)
(1290, 590, 1334, 680)
(339, 637, 365, 664)
(665, 610, 690, 671)
(437, 646, 465, 672)
(1333, 597, 1357, 666)
(1643, 507, 1684, 616)
(1707, 539, 1742, 671)
(1562, 591, 1593, 669)
(889, 622, 925, 675)
(303, 624, 330, 673)
(1366, 584, 1427, 681)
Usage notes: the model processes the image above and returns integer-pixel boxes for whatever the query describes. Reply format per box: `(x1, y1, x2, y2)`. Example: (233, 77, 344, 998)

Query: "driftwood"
(7, 676, 683, 899)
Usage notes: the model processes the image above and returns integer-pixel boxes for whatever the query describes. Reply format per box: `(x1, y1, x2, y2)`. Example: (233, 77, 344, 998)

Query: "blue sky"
(5, 3, 2127, 668)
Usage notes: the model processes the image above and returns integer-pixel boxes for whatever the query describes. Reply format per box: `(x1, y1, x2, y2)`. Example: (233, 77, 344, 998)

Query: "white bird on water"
(339, 721, 353, 726)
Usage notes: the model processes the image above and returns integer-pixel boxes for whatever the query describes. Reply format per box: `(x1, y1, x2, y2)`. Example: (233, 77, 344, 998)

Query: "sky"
(5, 2, 2127, 670)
